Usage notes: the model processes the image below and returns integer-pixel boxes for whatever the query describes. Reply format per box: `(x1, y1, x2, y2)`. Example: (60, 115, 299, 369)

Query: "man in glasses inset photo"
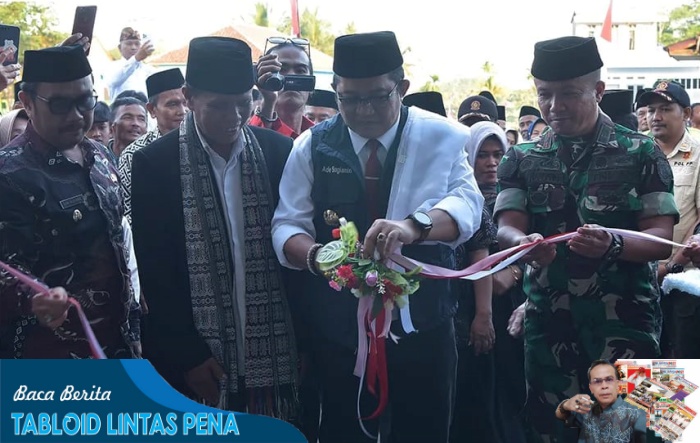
(555, 360, 647, 443)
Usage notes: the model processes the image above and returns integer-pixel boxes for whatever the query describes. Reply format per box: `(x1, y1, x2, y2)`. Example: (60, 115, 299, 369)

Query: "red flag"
(601, 0, 613, 42)
(290, 0, 301, 37)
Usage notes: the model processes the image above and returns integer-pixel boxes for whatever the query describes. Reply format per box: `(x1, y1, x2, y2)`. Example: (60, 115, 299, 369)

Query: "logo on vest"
(322, 166, 353, 175)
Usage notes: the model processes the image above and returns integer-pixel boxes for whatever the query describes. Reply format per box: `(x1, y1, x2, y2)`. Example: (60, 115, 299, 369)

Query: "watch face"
(413, 212, 431, 226)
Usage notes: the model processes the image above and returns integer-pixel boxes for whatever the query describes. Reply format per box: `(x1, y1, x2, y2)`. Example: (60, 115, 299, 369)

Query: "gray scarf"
(179, 113, 298, 419)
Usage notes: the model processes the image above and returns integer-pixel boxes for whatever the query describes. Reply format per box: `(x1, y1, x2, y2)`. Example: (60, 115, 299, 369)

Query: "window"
(629, 25, 636, 50)
(588, 25, 595, 37)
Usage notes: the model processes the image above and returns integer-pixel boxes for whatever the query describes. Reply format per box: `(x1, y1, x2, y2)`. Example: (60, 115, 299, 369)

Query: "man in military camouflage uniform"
(494, 36, 679, 443)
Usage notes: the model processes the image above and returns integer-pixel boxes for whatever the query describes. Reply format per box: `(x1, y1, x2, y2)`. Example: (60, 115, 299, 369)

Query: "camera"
(260, 73, 316, 92)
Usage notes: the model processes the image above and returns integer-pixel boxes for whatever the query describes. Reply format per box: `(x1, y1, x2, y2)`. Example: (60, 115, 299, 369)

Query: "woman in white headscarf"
(0, 108, 29, 147)
(452, 122, 527, 443)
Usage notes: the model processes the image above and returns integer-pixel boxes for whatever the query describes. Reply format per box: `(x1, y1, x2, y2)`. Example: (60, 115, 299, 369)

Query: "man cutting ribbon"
(493, 36, 679, 443)
(272, 31, 483, 443)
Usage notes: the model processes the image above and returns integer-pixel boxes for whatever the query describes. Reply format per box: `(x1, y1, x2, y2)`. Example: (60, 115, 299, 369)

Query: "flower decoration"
(315, 218, 422, 316)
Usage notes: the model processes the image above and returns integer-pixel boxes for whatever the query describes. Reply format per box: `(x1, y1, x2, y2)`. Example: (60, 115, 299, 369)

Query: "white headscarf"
(465, 121, 508, 168)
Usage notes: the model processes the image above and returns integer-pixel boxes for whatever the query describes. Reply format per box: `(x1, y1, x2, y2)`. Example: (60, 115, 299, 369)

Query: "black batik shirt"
(0, 122, 139, 358)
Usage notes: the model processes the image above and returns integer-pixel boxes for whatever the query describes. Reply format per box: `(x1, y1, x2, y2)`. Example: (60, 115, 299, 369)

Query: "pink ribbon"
(0, 260, 106, 359)
(390, 227, 686, 280)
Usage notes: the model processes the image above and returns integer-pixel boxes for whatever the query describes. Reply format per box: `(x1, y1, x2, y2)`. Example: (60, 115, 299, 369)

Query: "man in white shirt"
(271, 31, 483, 443)
(105, 27, 154, 100)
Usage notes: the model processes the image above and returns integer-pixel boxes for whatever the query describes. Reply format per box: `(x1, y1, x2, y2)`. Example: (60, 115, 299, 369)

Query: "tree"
(659, 1, 700, 46)
(344, 21, 357, 35)
(252, 2, 270, 28)
(277, 7, 335, 55)
(0, 2, 67, 63)
(480, 61, 506, 102)
(0, 2, 67, 109)
(439, 77, 483, 119)
(419, 75, 440, 93)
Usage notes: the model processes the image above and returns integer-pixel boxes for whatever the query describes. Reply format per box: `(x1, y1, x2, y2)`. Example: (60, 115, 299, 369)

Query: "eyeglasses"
(267, 37, 310, 46)
(336, 83, 400, 109)
(34, 94, 98, 115)
(590, 376, 617, 386)
(264, 36, 311, 57)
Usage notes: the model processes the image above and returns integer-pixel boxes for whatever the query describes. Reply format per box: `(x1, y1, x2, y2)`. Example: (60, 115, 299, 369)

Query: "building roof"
(151, 22, 333, 70)
(664, 36, 700, 61)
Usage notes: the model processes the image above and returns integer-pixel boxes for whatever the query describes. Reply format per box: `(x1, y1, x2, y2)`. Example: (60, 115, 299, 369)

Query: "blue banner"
(0, 360, 305, 442)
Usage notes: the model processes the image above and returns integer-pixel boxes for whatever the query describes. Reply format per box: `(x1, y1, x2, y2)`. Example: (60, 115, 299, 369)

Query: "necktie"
(364, 139, 382, 222)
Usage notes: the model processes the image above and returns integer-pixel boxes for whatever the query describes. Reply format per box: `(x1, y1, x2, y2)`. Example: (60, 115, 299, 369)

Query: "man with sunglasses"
(251, 37, 315, 139)
(272, 31, 483, 443)
(556, 360, 646, 443)
(0, 45, 140, 359)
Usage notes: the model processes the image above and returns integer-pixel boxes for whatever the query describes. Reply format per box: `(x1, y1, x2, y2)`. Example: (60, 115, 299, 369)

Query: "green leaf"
(370, 294, 384, 319)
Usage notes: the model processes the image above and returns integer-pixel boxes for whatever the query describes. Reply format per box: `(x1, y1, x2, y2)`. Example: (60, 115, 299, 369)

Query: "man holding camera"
(250, 37, 315, 139)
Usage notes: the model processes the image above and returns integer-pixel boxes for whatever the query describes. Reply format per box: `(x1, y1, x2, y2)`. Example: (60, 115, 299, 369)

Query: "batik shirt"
(570, 396, 646, 443)
(494, 114, 678, 344)
(0, 123, 138, 358)
(118, 129, 160, 224)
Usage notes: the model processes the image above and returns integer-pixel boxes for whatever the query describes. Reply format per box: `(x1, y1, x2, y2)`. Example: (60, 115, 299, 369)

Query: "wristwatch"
(254, 107, 278, 123)
(406, 211, 433, 243)
(600, 233, 624, 267)
(665, 261, 685, 274)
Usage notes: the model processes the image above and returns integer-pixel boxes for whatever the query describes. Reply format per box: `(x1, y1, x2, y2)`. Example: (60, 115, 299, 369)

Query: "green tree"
(439, 77, 483, 118)
(277, 7, 335, 55)
(252, 2, 270, 28)
(659, 1, 700, 46)
(0, 2, 67, 110)
(419, 75, 440, 92)
(344, 21, 357, 35)
(480, 61, 506, 101)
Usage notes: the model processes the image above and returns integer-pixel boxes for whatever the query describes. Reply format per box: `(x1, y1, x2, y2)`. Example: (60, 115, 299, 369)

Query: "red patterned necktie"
(364, 139, 382, 222)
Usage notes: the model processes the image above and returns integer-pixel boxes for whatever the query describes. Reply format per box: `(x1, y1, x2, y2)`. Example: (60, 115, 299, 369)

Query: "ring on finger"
(377, 233, 386, 242)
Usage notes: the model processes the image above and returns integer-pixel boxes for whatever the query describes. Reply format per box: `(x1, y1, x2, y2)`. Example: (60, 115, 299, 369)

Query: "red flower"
(332, 229, 341, 239)
(337, 265, 354, 280)
(346, 274, 359, 289)
(384, 280, 403, 298)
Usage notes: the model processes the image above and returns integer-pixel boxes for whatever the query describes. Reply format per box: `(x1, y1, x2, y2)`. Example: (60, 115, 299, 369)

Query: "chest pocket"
(584, 154, 642, 213)
(312, 153, 364, 229)
(522, 155, 567, 214)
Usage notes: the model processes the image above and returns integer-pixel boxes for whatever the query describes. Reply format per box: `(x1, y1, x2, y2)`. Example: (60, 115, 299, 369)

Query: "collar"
(535, 112, 616, 152)
(666, 130, 697, 158)
(194, 119, 244, 164)
(25, 121, 96, 168)
(348, 114, 401, 156)
(264, 115, 314, 139)
(604, 396, 625, 411)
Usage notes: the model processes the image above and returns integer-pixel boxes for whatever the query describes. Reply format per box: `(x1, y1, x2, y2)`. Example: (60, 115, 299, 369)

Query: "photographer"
(556, 360, 646, 443)
(251, 37, 316, 139)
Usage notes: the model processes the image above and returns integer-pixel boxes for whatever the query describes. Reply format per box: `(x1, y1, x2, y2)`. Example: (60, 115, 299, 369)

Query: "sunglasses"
(264, 36, 311, 56)
(590, 376, 617, 386)
(35, 94, 98, 115)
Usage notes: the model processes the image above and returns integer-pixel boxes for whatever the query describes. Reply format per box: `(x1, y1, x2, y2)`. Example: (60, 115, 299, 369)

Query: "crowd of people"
(1, 23, 700, 443)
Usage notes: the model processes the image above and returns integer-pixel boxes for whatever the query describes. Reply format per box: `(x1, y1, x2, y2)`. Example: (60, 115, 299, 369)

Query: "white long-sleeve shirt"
(271, 107, 484, 332)
(195, 122, 247, 371)
(272, 107, 483, 269)
(105, 57, 153, 100)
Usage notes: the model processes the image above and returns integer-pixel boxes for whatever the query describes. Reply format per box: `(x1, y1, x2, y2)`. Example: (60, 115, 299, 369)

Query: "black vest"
(305, 108, 457, 351)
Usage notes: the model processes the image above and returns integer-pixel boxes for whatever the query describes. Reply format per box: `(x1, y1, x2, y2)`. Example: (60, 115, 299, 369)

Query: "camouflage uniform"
(493, 114, 679, 443)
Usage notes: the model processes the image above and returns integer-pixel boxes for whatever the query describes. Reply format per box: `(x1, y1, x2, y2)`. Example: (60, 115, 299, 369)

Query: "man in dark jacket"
(130, 36, 299, 421)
